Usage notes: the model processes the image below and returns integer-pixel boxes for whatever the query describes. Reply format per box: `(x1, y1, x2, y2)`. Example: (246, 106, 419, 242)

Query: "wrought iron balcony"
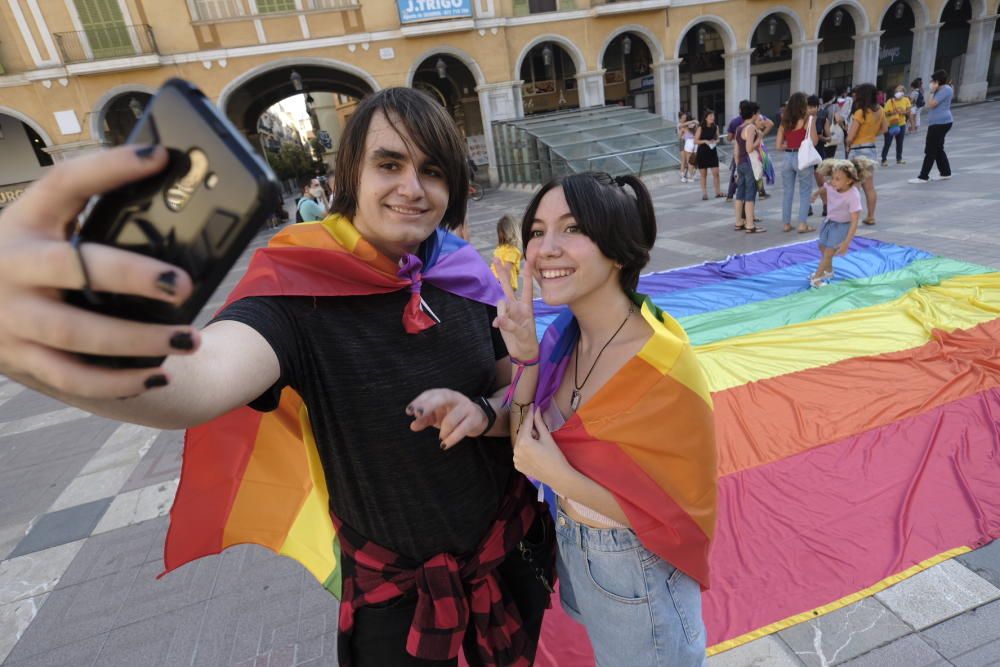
(53, 24, 158, 64)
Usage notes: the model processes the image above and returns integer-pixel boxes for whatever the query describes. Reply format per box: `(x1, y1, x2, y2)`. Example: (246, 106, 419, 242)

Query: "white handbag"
(797, 115, 823, 170)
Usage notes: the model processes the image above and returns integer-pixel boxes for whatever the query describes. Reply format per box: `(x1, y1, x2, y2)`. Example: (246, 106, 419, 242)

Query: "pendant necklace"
(571, 305, 635, 411)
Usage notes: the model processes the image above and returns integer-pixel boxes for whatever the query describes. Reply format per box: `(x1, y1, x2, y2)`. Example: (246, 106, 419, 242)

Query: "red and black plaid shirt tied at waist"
(335, 474, 549, 667)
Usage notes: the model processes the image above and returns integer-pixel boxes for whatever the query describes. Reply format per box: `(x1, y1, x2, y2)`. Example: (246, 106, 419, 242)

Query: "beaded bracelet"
(502, 354, 540, 408)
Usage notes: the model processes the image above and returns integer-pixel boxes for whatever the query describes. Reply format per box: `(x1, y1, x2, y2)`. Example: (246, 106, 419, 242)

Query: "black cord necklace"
(571, 305, 635, 411)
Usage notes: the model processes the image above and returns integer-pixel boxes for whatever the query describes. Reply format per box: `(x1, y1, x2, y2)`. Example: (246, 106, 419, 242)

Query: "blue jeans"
(781, 151, 812, 225)
(555, 510, 707, 667)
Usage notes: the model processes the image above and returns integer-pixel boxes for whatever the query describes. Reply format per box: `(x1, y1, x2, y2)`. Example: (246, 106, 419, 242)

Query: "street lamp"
(894, 2, 905, 19)
(290, 70, 303, 92)
(697, 26, 707, 46)
(542, 44, 553, 67)
(833, 9, 844, 27)
(768, 16, 778, 36)
(435, 58, 447, 79)
(622, 35, 632, 55)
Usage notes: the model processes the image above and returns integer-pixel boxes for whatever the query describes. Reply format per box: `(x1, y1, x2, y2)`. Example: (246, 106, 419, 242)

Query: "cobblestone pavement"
(1, 101, 999, 666)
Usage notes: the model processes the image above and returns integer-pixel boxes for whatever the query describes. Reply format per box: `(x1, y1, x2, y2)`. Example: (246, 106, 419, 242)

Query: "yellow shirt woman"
(851, 107, 886, 145)
(883, 97, 911, 128)
(491, 243, 522, 289)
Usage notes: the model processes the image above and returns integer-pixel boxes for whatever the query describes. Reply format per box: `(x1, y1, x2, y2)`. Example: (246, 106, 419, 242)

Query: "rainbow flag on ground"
(534, 237, 1000, 663)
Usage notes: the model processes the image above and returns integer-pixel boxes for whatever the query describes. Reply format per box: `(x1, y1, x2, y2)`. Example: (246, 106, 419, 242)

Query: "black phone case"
(65, 78, 280, 368)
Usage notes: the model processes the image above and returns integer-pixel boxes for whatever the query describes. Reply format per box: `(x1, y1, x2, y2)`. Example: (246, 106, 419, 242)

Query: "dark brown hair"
(521, 172, 656, 291)
(781, 92, 808, 131)
(330, 87, 469, 230)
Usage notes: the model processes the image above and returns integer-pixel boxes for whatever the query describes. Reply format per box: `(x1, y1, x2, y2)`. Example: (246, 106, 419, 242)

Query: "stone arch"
(815, 0, 873, 39)
(746, 6, 808, 49)
(673, 15, 739, 59)
(0, 106, 54, 147)
(217, 56, 380, 115)
(405, 46, 486, 89)
(90, 83, 158, 143)
(598, 24, 667, 64)
(514, 34, 588, 75)
(877, 0, 931, 27)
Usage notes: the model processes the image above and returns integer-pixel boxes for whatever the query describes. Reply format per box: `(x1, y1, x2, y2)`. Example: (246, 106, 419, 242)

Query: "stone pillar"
(723, 49, 753, 123)
(911, 23, 942, 87)
(476, 81, 524, 186)
(852, 31, 884, 85)
(791, 39, 822, 94)
(575, 70, 607, 108)
(957, 14, 999, 102)
(652, 59, 683, 122)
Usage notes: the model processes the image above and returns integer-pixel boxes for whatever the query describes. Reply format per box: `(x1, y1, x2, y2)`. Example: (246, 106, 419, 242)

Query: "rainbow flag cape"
(161, 216, 504, 597)
(533, 237, 1000, 664)
(533, 293, 716, 587)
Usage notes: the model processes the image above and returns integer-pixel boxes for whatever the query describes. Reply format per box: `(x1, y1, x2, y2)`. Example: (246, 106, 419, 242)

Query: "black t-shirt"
(216, 285, 512, 561)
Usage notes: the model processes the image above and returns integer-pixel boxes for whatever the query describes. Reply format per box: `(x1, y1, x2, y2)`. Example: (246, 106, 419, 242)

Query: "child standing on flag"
(809, 157, 875, 287)
(494, 172, 717, 666)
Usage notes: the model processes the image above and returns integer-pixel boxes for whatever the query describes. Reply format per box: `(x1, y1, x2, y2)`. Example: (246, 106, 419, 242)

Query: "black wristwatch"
(473, 395, 497, 437)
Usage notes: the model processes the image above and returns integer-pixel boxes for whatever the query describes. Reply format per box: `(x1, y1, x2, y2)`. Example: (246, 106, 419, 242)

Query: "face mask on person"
(895, 91, 905, 99)
(310, 186, 324, 199)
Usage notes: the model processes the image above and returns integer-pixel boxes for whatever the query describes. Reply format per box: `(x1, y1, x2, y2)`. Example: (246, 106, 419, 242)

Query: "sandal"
(862, 218, 876, 226)
(745, 225, 767, 234)
(783, 224, 794, 233)
(702, 194, 709, 201)
(797, 225, 817, 233)
(715, 193, 725, 198)
(734, 223, 749, 231)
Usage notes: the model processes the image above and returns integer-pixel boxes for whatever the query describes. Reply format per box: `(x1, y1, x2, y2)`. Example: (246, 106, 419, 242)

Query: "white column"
(652, 59, 682, 122)
(575, 69, 607, 108)
(723, 49, 753, 123)
(476, 81, 524, 187)
(791, 39, 822, 93)
(852, 31, 884, 84)
(957, 14, 999, 102)
(912, 22, 943, 86)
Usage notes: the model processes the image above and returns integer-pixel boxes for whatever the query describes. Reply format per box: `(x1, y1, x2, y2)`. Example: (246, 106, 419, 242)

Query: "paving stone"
(920, 599, 1000, 661)
(957, 539, 1000, 589)
(0, 540, 84, 605)
(3, 630, 105, 667)
(0, 592, 48, 664)
(3, 565, 139, 663)
(875, 558, 1000, 630)
(115, 557, 221, 627)
(778, 598, 912, 666)
(56, 516, 165, 589)
(92, 600, 207, 667)
(93, 480, 178, 535)
(6, 497, 112, 559)
(840, 633, 949, 666)
(708, 635, 803, 666)
(119, 429, 183, 493)
(0, 389, 67, 424)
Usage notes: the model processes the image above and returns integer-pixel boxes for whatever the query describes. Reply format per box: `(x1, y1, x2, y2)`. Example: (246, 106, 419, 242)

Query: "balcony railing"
(192, 0, 357, 22)
(54, 24, 158, 64)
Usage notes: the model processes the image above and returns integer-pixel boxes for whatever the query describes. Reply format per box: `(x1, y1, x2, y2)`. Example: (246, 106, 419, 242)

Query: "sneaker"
(897, 160, 906, 165)
(881, 160, 888, 167)
(933, 174, 952, 181)
(908, 177, 930, 184)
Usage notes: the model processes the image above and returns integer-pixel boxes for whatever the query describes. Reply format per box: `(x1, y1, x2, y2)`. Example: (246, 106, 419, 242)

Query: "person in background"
(296, 176, 327, 223)
(776, 92, 819, 234)
(881, 84, 911, 166)
(755, 112, 775, 199)
(908, 78, 925, 134)
(733, 101, 765, 234)
(810, 94, 832, 217)
(695, 109, 724, 200)
(491, 214, 522, 290)
(845, 83, 886, 225)
(836, 85, 854, 157)
(678, 112, 698, 183)
(909, 70, 954, 184)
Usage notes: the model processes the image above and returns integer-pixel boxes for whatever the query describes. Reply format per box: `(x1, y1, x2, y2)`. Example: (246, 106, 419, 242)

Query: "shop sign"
(397, 0, 471, 23)
(0, 182, 30, 208)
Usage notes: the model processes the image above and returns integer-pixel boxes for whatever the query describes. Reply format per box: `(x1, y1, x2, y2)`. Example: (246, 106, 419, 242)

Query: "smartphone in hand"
(65, 78, 281, 368)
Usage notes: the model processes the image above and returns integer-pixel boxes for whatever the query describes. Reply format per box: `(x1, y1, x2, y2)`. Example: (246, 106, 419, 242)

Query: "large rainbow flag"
(532, 236, 1000, 663)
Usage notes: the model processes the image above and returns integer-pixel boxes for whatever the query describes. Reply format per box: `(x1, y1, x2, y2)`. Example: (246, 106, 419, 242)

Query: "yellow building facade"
(0, 0, 997, 195)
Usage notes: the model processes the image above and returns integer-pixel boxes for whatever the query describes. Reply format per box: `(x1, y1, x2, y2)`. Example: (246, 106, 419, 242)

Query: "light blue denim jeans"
(781, 151, 813, 225)
(555, 509, 707, 667)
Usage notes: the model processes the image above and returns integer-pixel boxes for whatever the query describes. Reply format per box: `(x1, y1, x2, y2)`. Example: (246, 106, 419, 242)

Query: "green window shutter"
(512, 0, 530, 16)
(73, 0, 132, 58)
(256, 0, 297, 12)
(560, 0, 575, 9)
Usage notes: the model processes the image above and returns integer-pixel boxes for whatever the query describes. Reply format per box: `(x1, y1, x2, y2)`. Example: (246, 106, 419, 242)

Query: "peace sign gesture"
(491, 257, 538, 362)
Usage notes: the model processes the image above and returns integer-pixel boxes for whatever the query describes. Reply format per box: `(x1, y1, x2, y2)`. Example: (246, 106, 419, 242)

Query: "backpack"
(916, 90, 925, 108)
(295, 197, 306, 224)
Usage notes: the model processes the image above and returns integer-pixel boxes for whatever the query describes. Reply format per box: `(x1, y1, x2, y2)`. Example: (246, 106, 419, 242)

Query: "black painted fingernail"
(135, 145, 157, 160)
(440, 442, 447, 450)
(156, 271, 178, 296)
(170, 331, 194, 350)
(144, 374, 168, 389)
(416, 408, 424, 417)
